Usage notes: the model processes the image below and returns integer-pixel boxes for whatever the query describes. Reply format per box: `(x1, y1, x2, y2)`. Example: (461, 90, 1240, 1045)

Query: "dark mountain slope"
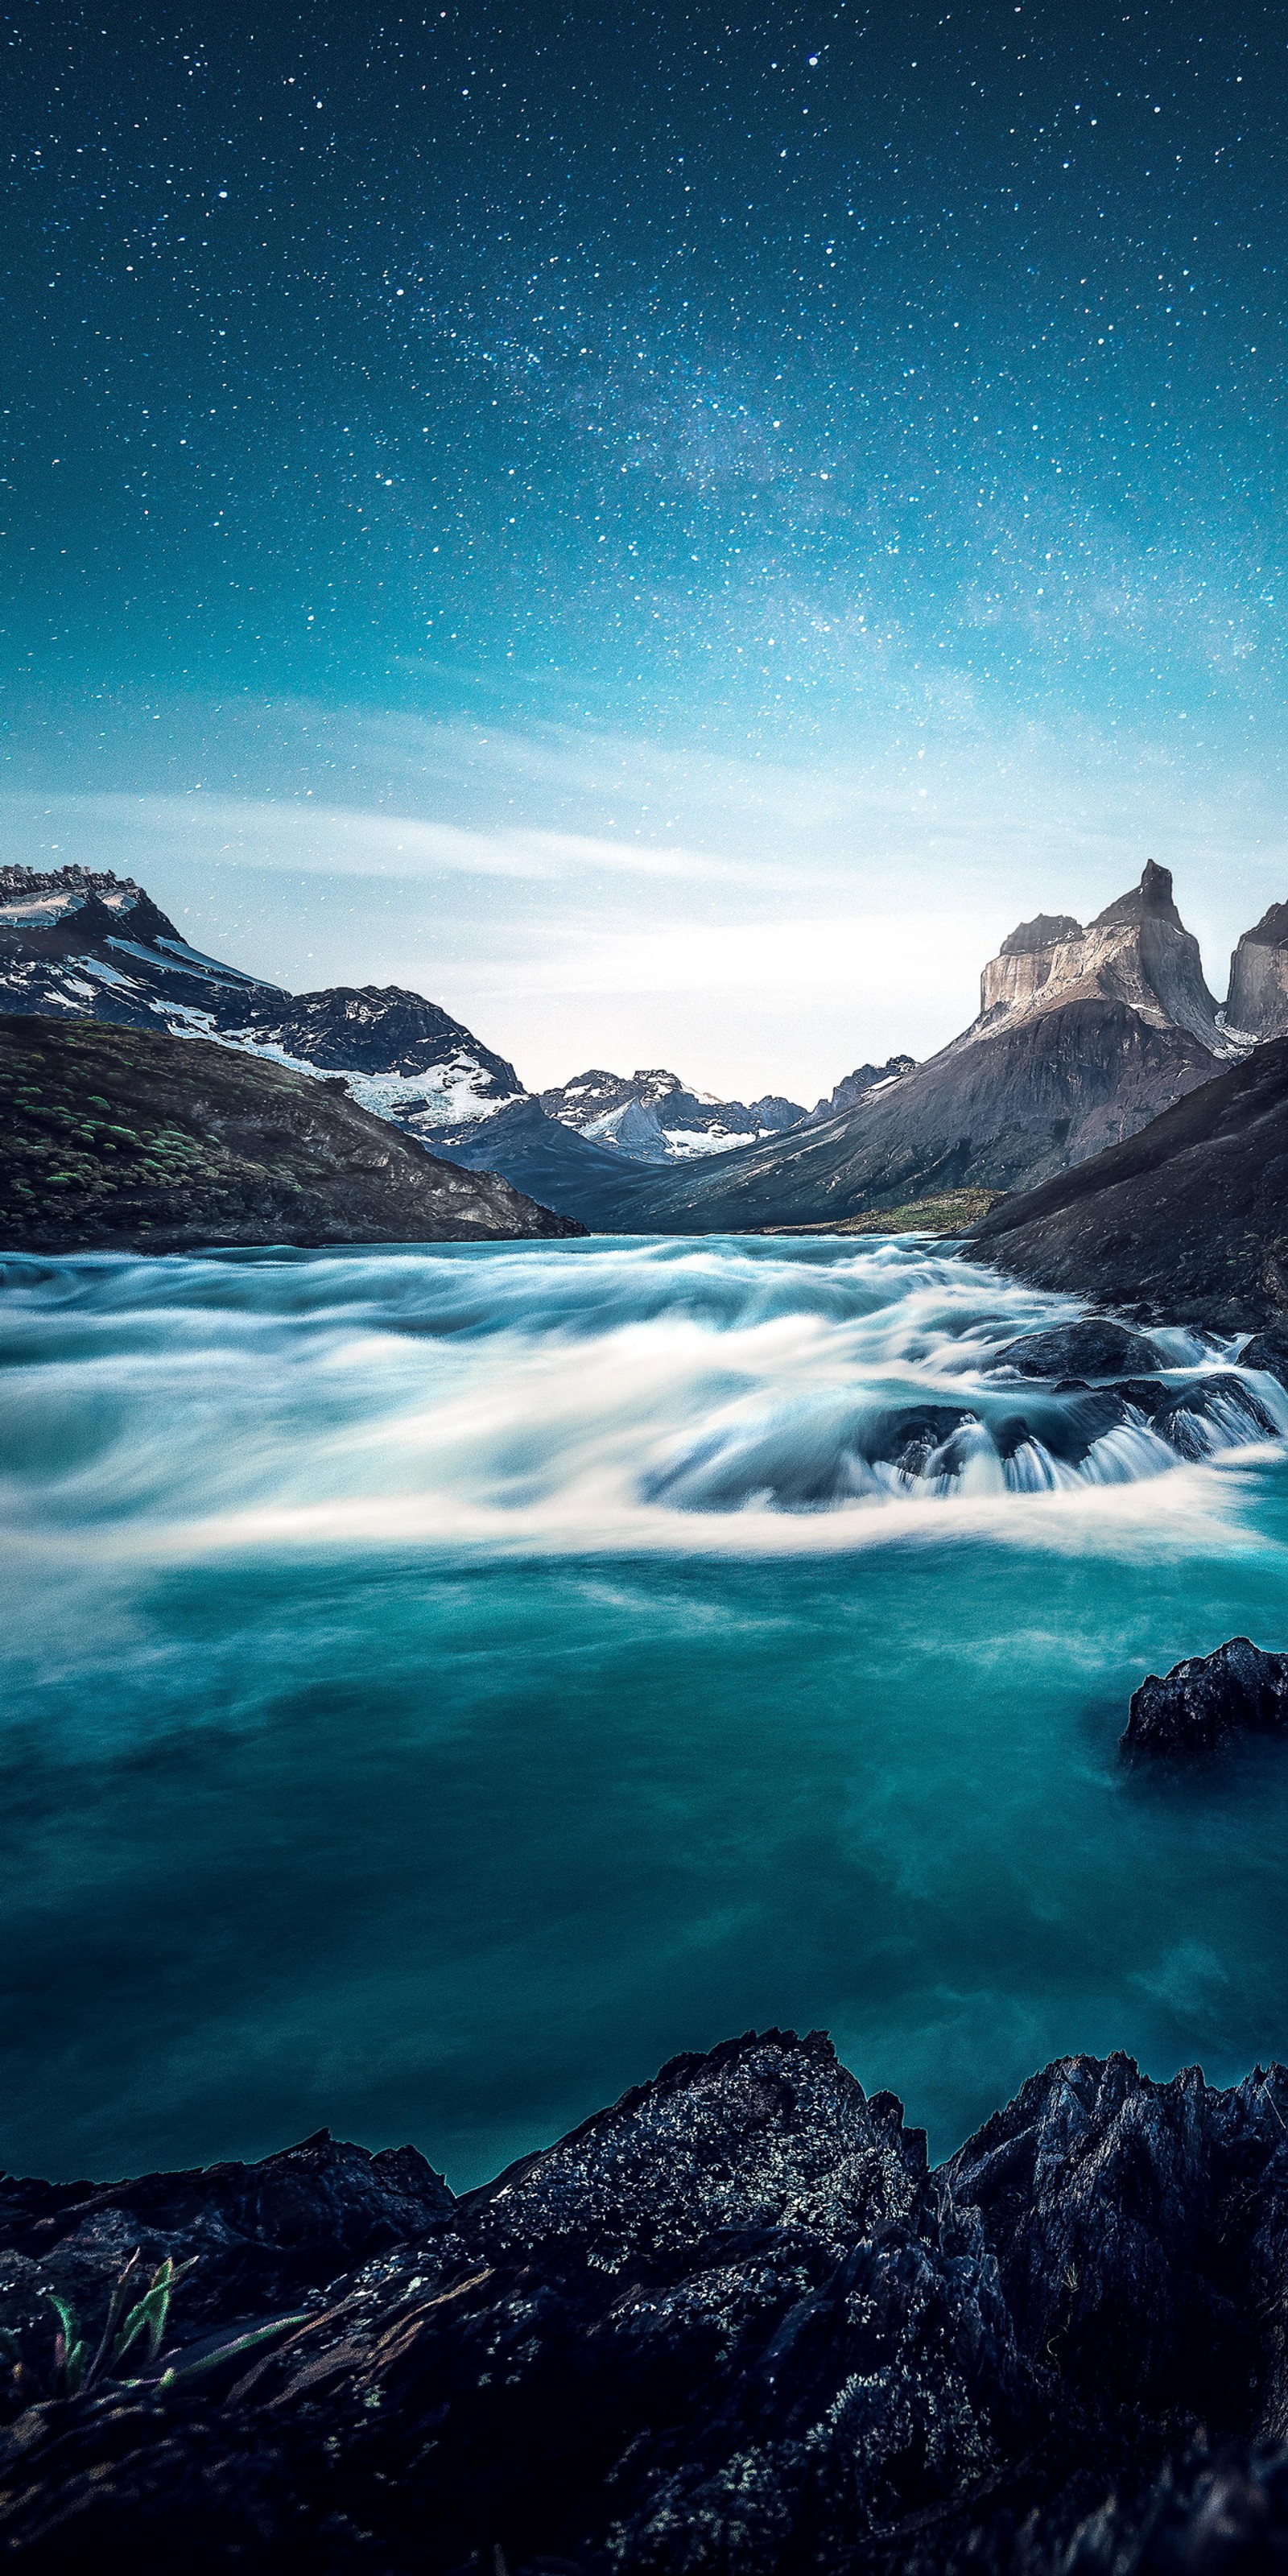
(0, 1016, 581, 1252)
(968, 1035, 1288, 1329)
(4, 2031, 1288, 2570)
(588, 997, 1219, 1233)
(424, 1093, 660, 1226)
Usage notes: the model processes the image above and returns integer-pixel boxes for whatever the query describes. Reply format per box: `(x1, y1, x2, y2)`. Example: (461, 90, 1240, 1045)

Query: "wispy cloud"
(0, 790, 748, 888)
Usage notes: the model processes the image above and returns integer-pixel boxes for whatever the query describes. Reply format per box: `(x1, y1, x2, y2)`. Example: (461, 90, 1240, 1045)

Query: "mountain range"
(0, 864, 527, 1136)
(539, 1065, 808, 1159)
(0, 865, 846, 1181)
(545, 861, 1253, 1232)
(5, 857, 1288, 1243)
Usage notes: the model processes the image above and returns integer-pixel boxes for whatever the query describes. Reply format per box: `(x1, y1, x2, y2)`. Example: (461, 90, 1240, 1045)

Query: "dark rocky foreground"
(5, 2031, 1288, 2570)
(0, 1016, 581, 1250)
(969, 1036, 1288, 1330)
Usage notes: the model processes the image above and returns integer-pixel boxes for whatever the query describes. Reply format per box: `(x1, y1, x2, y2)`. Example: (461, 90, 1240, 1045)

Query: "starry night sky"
(4, 0, 1288, 1092)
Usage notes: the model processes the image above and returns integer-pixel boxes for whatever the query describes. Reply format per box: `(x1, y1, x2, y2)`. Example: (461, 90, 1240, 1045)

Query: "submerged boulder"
(1108, 1372, 1279, 1459)
(1240, 1324, 1288, 1390)
(989, 1319, 1162, 1380)
(871, 1404, 979, 1478)
(1121, 1637, 1288, 1759)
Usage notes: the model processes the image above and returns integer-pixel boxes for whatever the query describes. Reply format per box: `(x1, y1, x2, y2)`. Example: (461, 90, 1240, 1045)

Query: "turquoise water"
(3, 1233, 1288, 2187)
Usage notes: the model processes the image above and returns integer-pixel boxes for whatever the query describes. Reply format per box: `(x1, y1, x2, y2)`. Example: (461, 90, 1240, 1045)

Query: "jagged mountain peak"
(1090, 857, 1184, 931)
(0, 861, 184, 945)
(810, 1056, 917, 1119)
(0, 861, 144, 905)
(242, 984, 521, 1093)
(630, 1065, 688, 1097)
(1242, 899, 1288, 948)
(976, 861, 1222, 1055)
(544, 1066, 685, 1114)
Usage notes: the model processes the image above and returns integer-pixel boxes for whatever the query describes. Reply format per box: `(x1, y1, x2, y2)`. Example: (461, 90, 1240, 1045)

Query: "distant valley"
(4, 857, 1288, 1267)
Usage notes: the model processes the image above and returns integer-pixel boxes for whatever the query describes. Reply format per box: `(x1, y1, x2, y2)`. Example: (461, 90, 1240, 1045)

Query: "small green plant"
(24, 2252, 307, 2402)
(48, 2252, 199, 2395)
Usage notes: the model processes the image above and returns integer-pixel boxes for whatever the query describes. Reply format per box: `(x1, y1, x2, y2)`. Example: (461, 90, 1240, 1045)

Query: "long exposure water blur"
(4, 1232, 1288, 2186)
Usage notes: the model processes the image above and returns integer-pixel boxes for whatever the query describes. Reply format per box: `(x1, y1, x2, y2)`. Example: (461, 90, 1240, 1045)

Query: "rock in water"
(1121, 1637, 1288, 1759)
(988, 1318, 1162, 1378)
(1241, 1324, 1288, 1390)
(1108, 1371, 1278, 1460)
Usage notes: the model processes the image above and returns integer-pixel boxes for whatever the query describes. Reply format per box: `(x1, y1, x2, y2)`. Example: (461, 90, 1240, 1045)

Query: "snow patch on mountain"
(0, 867, 524, 1141)
(539, 1065, 809, 1161)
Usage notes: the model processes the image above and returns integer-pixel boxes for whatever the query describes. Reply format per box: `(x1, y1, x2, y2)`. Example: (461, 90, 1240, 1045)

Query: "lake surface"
(4, 1232, 1288, 2188)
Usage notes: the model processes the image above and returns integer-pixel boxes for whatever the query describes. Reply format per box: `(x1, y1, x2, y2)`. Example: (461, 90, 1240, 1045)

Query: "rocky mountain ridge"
(0, 1016, 581, 1252)
(970, 860, 1230, 1054)
(1226, 899, 1288, 1041)
(4, 2028, 1288, 2570)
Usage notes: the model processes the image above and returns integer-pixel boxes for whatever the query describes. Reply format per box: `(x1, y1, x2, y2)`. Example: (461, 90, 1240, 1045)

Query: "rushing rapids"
(2, 1233, 1285, 1558)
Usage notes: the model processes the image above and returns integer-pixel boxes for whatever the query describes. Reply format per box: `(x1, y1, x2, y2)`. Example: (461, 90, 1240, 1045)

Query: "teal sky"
(4, 0, 1287, 1093)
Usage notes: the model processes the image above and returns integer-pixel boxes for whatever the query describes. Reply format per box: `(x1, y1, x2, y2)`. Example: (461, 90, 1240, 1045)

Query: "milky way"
(7, 0, 1283, 726)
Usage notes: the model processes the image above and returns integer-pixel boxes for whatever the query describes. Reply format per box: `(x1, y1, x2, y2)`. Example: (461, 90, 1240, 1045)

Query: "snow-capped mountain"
(539, 1066, 807, 1162)
(217, 988, 524, 1138)
(0, 865, 526, 1132)
(0, 865, 274, 1024)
